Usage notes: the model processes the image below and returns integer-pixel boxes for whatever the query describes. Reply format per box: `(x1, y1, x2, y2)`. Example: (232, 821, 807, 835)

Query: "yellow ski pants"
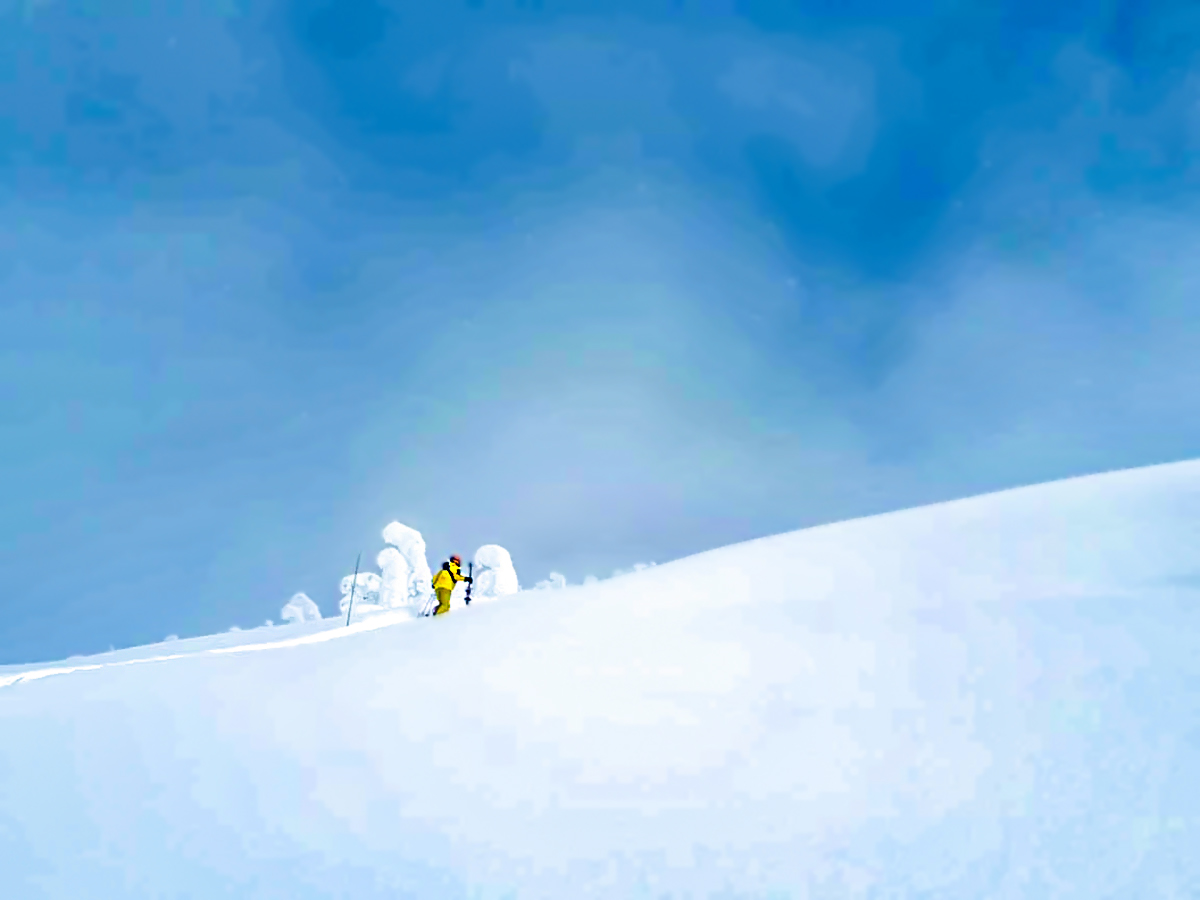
(434, 588, 453, 616)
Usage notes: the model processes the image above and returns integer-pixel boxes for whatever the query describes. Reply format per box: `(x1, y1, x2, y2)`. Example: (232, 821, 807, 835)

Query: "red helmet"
(449, 554, 462, 564)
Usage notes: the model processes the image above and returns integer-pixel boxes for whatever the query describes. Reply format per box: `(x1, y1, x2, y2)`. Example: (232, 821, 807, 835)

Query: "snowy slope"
(2, 461, 1200, 899)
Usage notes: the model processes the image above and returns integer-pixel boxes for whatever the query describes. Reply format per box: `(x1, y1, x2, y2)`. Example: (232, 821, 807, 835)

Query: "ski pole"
(345, 552, 361, 626)
(465, 561, 473, 606)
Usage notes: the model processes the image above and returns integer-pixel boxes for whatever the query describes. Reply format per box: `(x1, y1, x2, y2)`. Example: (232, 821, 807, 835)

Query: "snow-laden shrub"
(339, 572, 382, 619)
(472, 544, 520, 602)
(611, 562, 656, 578)
(281, 592, 321, 624)
(534, 572, 567, 590)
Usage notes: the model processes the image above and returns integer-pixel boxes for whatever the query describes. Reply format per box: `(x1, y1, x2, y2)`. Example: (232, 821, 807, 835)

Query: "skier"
(430, 554, 471, 616)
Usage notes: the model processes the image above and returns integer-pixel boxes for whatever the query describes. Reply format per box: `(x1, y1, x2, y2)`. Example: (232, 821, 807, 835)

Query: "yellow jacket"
(432, 560, 466, 592)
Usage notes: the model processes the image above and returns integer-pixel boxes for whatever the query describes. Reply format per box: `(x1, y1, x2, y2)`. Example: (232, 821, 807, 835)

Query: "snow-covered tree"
(471, 544, 520, 602)
(281, 592, 321, 624)
(379, 521, 433, 613)
(377, 546, 411, 609)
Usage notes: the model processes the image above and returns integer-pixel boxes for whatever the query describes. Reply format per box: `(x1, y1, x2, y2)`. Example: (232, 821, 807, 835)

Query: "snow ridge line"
(0, 609, 414, 690)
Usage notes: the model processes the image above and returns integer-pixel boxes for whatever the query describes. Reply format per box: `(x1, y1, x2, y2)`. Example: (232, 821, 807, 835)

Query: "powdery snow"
(2, 460, 1200, 898)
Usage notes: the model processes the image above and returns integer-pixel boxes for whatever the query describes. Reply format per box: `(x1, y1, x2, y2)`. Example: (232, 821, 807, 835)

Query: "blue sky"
(2, 0, 1198, 663)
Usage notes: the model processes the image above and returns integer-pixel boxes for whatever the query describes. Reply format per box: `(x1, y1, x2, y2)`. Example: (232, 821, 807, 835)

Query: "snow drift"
(2, 461, 1199, 898)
